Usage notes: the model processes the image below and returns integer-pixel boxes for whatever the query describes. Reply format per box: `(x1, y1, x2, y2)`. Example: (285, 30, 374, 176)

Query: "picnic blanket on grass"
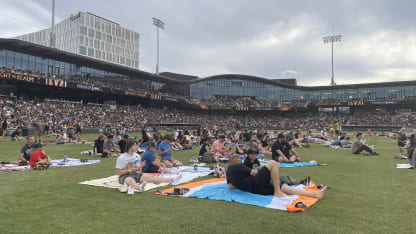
(79, 170, 212, 192)
(154, 178, 323, 212)
(0, 164, 30, 173)
(80, 175, 169, 192)
(260, 161, 320, 168)
(50, 158, 100, 168)
(396, 164, 414, 169)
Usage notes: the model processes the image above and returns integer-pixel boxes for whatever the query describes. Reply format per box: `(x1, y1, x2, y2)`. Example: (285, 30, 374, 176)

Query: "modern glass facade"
(0, 48, 133, 88)
(190, 77, 416, 102)
(14, 12, 140, 69)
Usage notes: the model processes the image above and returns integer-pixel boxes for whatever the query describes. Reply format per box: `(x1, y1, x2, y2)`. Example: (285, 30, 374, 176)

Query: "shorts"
(144, 164, 160, 173)
(118, 173, 142, 184)
(251, 167, 281, 195)
(398, 142, 405, 147)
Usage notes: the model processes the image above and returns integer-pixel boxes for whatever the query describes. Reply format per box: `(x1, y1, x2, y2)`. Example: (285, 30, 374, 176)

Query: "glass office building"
(14, 12, 140, 69)
(190, 74, 416, 102)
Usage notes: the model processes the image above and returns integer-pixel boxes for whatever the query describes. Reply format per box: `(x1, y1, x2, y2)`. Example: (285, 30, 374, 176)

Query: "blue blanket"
(260, 162, 319, 168)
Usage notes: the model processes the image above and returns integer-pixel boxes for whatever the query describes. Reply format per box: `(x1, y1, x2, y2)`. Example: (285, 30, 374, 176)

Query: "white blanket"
(396, 164, 414, 169)
(50, 158, 100, 168)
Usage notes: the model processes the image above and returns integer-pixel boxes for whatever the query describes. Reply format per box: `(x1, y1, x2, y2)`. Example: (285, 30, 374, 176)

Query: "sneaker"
(171, 174, 182, 185)
(127, 186, 134, 195)
(138, 182, 147, 192)
(120, 182, 128, 193)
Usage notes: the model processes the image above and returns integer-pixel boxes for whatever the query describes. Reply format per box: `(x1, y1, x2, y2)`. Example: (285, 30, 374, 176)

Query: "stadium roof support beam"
(323, 34, 342, 86)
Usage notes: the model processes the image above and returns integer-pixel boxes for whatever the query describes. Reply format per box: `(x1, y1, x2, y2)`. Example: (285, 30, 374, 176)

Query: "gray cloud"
(2, 0, 416, 85)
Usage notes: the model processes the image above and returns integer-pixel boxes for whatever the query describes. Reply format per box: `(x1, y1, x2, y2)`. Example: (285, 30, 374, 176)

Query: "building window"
(79, 46, 86, 55)
(88, 28, 95, 38)
(88, 47, 94, 57)
(80, 26, 87, 35)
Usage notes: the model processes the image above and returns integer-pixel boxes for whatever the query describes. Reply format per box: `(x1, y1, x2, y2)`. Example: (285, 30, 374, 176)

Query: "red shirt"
(29, 151, 48, 168)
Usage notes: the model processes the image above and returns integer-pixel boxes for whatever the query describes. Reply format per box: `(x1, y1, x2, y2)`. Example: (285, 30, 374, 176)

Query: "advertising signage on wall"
(0, 71, 41, 83)
(46, 78, 67, 88)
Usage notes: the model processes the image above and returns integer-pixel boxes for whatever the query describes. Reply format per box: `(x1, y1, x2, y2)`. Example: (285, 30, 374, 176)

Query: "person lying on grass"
(226, 154, 327, 198)
(29, 143, 51, 169)
(141, 141, 171, 173)
(158, 135, 183, 168)
(116, 139, 181, 195)
(271, 134, 301, 163)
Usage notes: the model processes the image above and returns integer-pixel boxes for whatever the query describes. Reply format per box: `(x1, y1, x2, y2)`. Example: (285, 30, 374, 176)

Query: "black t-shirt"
(199, 143, 210, 156)
(271, 141, 291, 160)
(118, 140, 127, 153)
(20, 143, 36, 161)
(142, 130, 149, 143)
(94, 139, 104, 153)
(243, 158, 260, 169)
(226, 164, 253, 193)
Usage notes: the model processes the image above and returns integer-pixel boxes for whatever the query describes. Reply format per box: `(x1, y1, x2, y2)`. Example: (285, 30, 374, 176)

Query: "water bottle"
(161, 167, 164, 176)
(64, 155, 68, 162)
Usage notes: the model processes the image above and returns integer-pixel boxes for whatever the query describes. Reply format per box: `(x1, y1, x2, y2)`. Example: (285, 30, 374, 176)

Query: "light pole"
(152, 17, 165, 75)
(323, 34, 342, 86)
(50, 0, 56, 48)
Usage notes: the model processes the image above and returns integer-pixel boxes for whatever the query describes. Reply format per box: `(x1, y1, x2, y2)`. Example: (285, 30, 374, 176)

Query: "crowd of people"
(3, 97, 416, 139)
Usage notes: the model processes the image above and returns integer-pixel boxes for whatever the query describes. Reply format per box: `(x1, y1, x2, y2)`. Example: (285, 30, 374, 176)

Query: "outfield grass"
(0, 133, 415, 234)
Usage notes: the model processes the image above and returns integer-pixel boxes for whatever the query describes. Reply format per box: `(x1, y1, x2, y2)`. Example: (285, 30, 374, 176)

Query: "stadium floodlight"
(50, 0, 56, 48)
(323, 34, 342, 86)
(152, 17, 165, 75)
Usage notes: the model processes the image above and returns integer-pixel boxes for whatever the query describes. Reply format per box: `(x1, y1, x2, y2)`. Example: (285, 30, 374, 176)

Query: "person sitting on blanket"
(243, 148, 261, 170)
(116, 139, 181, 195)
(213, 135, 231, 160)
(352, 133, 379, 155)
(340, 137, 353, 148)
(19, 135, 36, 163)
(158, 135, 183, 168)
(271, 134, 301, 163)
(29, 143, 51, 169)
(141, 141, 170, 173)
(226, 154, 327, 198)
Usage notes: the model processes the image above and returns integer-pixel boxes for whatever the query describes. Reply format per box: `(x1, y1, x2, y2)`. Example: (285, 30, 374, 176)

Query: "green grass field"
(0, 133, 415, 234)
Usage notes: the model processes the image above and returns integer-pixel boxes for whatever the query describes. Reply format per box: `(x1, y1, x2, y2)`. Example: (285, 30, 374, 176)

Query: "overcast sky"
(1, 0, 416, 85)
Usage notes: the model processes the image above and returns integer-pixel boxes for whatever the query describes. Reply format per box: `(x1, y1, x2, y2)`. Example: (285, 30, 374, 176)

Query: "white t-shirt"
(116, 152, 141, 170)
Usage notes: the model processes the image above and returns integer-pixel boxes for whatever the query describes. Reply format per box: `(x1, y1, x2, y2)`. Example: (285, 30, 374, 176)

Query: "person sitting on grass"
(407, 133, 416, 167)
(116, 139, 181, 195)
(29, 143, 51, 169)
(93, 134, 105, 156)
(158, 135, 183, 168)
(271, 134, 301, 163)
(118, 135, 128, 153)
(103, 135, 118, 157)
(226, 154, 327, 198)
(141, 141, 170, 173)
(352, 133, 379, 156)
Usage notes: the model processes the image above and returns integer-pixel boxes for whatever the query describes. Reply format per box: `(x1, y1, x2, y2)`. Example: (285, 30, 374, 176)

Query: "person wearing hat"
(158, 135, 183, 168)
(141, 141, 170, 173)
(29, 143, 51, 169)
(271, 134, 301, 163)
(243, 148, 261, 170)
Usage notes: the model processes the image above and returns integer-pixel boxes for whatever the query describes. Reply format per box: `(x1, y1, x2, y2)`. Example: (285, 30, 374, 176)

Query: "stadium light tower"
(323, 34, 342, 86)
(50, 0, 56, 48)
(152, 17, 165, 75)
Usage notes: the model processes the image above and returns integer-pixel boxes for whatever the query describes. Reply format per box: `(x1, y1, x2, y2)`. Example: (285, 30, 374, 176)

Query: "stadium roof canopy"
(0, 38, 185, 84)
(191, 74, 416, 91)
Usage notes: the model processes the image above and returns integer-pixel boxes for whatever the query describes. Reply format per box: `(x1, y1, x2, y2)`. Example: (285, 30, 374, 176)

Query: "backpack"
(202, 152, 215, 163)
